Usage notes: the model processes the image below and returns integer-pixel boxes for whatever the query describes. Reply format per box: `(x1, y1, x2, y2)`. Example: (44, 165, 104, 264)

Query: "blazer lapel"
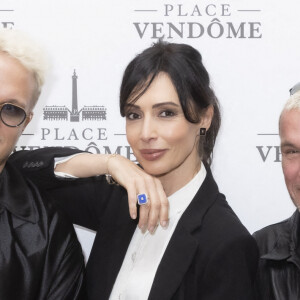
(148, 224, 198, 300)
(149, 166, 219, 300)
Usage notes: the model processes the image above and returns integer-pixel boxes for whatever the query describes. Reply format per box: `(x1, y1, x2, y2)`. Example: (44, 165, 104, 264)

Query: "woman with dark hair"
(10, 41, 258, 299)
(119, 41, 220, 166)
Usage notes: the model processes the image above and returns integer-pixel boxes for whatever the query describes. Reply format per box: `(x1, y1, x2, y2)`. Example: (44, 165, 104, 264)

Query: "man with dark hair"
(254, 83, 300, 300)
(0, 29, 85, 299)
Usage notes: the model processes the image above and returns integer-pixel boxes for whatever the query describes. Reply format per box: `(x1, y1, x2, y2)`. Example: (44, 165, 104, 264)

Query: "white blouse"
(109, 163, 206, 300)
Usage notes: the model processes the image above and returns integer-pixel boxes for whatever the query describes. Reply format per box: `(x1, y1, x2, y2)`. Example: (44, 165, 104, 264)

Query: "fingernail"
(139, 224, 146, 232)
(131, 213, 137, 219)
(161, 220, 169, 229)
(149, 226, 155, 234)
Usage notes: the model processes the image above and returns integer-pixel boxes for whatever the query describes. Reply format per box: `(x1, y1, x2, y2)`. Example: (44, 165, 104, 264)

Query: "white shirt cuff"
(54, 153, 85, 178)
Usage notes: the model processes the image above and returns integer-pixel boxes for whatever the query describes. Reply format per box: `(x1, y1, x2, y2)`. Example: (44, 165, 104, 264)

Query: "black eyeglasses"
(0, 103, 31, 127)
(290, 82, 300, 96)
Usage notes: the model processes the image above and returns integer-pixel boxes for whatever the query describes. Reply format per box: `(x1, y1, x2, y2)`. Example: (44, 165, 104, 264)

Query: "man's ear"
(22, 112, 33, 131)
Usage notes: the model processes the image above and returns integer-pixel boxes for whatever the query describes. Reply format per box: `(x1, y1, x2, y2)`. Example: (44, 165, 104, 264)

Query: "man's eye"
(284, 149, 299, 155)
(288, 150, 298, 154)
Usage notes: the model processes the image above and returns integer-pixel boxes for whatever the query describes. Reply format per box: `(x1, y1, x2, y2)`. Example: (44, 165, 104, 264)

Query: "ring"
(137, 193, 148, 205)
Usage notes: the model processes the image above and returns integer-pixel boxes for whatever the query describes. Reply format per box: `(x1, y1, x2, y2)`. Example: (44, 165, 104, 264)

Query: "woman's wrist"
(105, 153, 119, 175)
(105, 154, 120, 185)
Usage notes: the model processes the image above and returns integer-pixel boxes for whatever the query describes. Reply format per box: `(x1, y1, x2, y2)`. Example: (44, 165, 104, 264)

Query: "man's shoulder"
(254, 217, 290, 239)
(253, 212, 296, 254)
(5, 161, 79, 246)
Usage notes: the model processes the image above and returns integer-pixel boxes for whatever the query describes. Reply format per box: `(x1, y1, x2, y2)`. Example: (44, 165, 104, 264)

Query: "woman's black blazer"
(9, 148, 258, 300)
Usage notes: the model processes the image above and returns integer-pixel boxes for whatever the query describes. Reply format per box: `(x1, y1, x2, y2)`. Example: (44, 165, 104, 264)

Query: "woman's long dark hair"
(120, 41, 221, 165)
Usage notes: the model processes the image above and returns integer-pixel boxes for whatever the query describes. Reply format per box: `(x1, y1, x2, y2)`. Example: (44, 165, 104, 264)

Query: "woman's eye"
(159, 110, 175, 117)
(126, 112, 140, 120)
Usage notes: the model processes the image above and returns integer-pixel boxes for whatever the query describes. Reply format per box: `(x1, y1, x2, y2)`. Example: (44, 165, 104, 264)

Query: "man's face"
(280, 109, 300, 208)
(0, 52, 35, 172)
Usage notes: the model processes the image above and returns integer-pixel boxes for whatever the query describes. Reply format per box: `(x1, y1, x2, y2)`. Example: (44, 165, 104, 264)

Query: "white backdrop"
(2, 0, 300, 259)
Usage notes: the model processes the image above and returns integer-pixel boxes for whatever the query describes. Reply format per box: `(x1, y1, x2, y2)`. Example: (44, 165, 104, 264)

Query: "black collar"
(0, 161, 38, 223)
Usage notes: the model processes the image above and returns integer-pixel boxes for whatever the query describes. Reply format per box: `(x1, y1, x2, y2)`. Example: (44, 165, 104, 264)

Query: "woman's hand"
(55, 153, 169, 233)
(107, 154, 169, 233)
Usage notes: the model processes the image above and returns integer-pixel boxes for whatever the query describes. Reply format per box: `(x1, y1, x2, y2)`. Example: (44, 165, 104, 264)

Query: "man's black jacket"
(254, 210, 300, 300)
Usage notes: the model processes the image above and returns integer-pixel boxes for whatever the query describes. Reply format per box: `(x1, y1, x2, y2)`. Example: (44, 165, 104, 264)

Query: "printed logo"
(17, 69, 135, 161)
(256, 133, 281, 163)
(133, 3, 263, 40)
(43, 70, 107, 122)
(0, 8, 14, 29)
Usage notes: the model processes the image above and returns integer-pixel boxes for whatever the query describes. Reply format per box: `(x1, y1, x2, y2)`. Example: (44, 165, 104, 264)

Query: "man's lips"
(139, 149, 167, 161)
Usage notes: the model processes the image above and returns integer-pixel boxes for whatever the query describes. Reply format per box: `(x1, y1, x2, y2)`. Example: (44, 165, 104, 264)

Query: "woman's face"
(125, 72, 211, 182)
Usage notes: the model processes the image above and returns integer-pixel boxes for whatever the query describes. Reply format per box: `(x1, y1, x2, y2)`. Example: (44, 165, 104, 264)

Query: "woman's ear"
(199, 105, 214, 130)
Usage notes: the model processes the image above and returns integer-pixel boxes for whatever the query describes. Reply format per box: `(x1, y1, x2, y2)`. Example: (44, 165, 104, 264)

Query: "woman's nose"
(140, 117, 157, 142)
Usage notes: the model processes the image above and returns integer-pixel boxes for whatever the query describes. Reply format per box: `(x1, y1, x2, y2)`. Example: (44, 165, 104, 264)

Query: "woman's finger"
(145, 179, 160, 233)
(137, 195, 150, 232)
(127, 181, 138, 220)
(155, 179, 169, 228)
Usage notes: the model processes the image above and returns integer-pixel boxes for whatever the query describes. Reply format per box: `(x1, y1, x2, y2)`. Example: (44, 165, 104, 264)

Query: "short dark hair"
(120, 41, 221, 165)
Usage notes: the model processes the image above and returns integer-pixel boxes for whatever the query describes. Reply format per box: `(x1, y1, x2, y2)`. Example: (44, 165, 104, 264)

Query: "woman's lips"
(139, 149, 167, 161)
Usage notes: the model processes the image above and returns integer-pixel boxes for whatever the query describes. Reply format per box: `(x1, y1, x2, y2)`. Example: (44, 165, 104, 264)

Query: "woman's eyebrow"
(152, 102, 180, 109)
(125, 102, 179, 110)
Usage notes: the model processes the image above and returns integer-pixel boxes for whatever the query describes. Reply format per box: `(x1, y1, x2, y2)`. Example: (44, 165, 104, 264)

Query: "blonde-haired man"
(254, 84, 300, 300)
(0, 29, 85, 299)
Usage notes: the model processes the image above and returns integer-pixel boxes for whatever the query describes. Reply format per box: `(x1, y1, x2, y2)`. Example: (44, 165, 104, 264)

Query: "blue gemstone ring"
(137, 193, 148, 205)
